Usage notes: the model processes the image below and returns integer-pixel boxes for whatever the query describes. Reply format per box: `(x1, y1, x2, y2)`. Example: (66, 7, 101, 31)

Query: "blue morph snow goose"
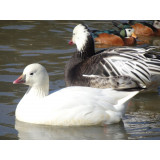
(65, 24, 160, 92)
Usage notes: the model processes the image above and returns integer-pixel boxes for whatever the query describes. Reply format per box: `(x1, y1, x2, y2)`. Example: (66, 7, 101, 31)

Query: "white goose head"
(71, 24, 90, 51)
(13, 63, 49, 97)
(69, 24, 95, 58)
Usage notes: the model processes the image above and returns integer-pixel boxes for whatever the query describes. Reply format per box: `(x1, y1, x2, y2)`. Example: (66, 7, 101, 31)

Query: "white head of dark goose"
(65, 24, 160, 92)
(14, 63, 139, 126)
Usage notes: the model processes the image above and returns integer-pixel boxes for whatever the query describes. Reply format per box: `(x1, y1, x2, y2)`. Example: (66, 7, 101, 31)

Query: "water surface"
(0, 20, 160, 140)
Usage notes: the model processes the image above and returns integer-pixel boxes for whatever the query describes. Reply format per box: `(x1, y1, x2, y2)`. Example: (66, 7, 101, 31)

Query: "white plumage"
(72, 24, 90, 52)
(14, 63, 139, 126)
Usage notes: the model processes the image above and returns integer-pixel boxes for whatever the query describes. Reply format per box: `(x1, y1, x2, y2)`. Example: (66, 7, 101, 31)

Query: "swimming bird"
(66, 24, 160, 92)
(128, 20, 160, 36)
(13, 63, 139, 126)
(92, 24, 137, 46)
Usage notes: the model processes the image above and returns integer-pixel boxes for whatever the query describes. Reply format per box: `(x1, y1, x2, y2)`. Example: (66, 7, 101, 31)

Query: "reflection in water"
(136, 35, 160, 46)
(123, 92, 160, 140)
(0, 20, 160, 139)
(124, 112, 160, 140)
(153, 39, 160, 46)
(15, 120, 128, 140)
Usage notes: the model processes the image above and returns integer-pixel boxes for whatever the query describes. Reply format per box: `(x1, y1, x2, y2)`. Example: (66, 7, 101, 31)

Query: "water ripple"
(1, 25, 35, 30)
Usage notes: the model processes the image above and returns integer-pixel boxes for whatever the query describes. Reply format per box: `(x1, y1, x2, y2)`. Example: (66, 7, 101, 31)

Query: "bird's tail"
(146, 58, 160, 75)
(145, 46, 160, 75)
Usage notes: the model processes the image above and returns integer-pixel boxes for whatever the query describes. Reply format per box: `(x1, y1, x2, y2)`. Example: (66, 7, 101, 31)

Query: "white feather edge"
(83, 74, 101, 78)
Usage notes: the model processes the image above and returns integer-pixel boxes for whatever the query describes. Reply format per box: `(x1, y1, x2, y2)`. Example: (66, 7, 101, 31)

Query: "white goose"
(65, 24, 160, 92)
(13, 63, 139, 126)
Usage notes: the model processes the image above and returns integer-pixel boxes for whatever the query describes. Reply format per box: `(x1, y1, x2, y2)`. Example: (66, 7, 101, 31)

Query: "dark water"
(0, 20, 160, 140)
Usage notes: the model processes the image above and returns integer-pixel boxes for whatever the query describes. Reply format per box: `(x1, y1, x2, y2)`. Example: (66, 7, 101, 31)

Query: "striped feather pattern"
(66, 24, 160, 91)
(103, 53, 151, 87)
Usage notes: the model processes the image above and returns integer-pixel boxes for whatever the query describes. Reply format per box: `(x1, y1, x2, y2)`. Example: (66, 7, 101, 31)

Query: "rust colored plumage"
(131, 23, 160, 36)
(131, 23, 154, 36)
(155, 29, 160, 36)
(123, 37, 136, 46)
(94, 33, 136, 46)
(95, 33, 124, 46)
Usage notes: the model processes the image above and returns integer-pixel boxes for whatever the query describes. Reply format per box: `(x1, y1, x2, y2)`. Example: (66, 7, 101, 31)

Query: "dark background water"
(0, 20, 160, 140)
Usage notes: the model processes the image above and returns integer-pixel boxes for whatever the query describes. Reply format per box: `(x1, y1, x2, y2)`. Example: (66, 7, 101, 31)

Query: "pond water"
(0, 20, 160, 140)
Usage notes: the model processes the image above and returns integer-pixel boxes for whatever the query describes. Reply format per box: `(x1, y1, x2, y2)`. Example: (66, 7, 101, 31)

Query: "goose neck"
(77, 34, 95, 59)
(25, 85, 49, 99)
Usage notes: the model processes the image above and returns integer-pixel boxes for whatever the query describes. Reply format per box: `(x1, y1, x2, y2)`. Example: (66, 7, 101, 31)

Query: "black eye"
(30, 73, 34, 75)
(128, 29, 131, 32)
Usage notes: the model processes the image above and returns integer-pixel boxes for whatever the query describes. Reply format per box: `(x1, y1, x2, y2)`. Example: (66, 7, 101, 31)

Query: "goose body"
(66, 24, 160, 92)
(14, 63, 139, 126)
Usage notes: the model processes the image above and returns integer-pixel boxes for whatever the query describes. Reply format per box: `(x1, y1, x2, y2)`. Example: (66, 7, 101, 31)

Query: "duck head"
(153, 20, 160, 29)
(120, 27, 137, 39)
